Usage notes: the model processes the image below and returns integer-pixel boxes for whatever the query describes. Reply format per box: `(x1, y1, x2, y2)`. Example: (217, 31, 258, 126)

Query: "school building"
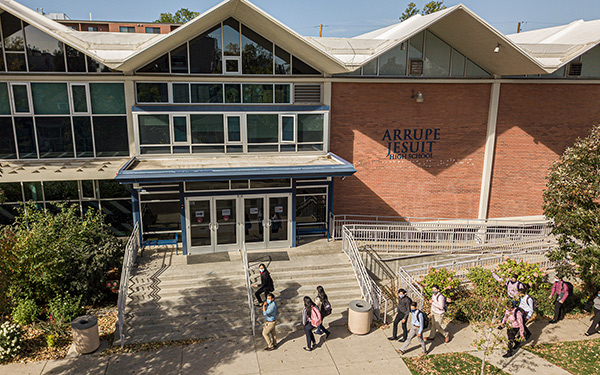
(0, 0, 599, 254)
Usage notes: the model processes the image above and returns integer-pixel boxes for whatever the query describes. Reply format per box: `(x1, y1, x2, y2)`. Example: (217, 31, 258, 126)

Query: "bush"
(466, 267, 504, 297)
(11, 298, 40, 326)
(495, 259, 549, 290)
(421, 267, 461, 299)
(452, 291, 507, 323)
(0, 321, 22, 361)
(48, 294, 82, 326)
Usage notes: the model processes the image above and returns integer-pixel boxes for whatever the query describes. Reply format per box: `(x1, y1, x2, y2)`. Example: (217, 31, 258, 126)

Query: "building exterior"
(0, 0, 599, 254)
(57, 20, 179, 34)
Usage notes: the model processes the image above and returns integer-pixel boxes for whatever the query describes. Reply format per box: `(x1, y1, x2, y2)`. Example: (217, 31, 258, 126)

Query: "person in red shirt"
(498, 300, 527, 358)
(549, 276, 570, 323)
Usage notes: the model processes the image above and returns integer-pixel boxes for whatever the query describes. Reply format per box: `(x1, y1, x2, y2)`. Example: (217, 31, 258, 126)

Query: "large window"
(137, 18, 320, 76)
(296, 187, 328, 230)
(0, 82, 128, 159)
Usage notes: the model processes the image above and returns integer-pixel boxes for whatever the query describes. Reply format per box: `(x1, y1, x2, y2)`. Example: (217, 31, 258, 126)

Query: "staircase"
(122, 242, 362, 344)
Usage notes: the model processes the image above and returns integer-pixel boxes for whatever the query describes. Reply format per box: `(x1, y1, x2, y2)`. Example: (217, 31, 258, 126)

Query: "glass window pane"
(0, 204, 20, 226)
(280, 144, 295, 152)
(248, 145, 278, 152)
(89, 83, 126, 114)
(23, 181, 42, 201)
(191, 84, 223, 103)
(173, 83, 190, 103)
(451, 49, 466, 77)
(12, 85, 29, 113)
(141, 146, 171, 155)
(44, 180, 78, 201)
(409, 32, 424, 60)
(243, 84, 273, 103)
(297, 143, 323, 151)
(139, 114, 170, 145)
(173, 146, 190, 153)
(363, 58, 378, 75)
(0, 51, 4, 72)
(36, 116, 74, 158)
(190, 114, 224, 144)
(292, 56, 319, 75)
(186, 181, 229, 191)
(275, 84, 290, 103)
(6, 53, 26, 71)
(225, 59, 239, 73)
(274, 46, 291, 74)
(466, 59, 489, 77)
(102, 200, 133, 237)
(136, 82, 168, 103)
(81, 180, 95, 198)
(227, 116, 241, 142)
(24, 24, 65, 72)
(231, 180, 248, 189)
(423, 31, 451, 76)
(31, 83, 69, 115)
(170, 44, 188, 73)
(223, 18, 240, 56)
(250, 179, 290, 188)
(297, 114, 324, 143)
(141, 201, 181, 233)
(173, 117, 187, 142)
(282, 116, 294, 141)
(192, 145, 224, 153)
(225, 84, 241, 103)
(241, 25, 273, 74)
(137, 53, 169, 73)
(98, 180, 130, 198)
(14, 117, 36, 158)
(0, 182, 22, 202)
(0, 83, 11, 115)
(93, 116, 129, 156)
(189, 25, 222, 74)
(247, 114, 278, 143)
(65, 45, 86, 72)
(581, 45, 600, 77)
(73, 116, 93, 157)
(86, 56, 113, 73)
(379, 42, 407, 75)
(71, 85, 88, 113)
(0, 117, 16, 159)
(2, 12, 24, 51)
(226, 145, 243, 153)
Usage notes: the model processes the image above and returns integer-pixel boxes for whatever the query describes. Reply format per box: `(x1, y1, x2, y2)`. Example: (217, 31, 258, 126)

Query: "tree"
(543, 125, 600, 289)
(155, 8, 199, 24)
(400, 1, 447, 21)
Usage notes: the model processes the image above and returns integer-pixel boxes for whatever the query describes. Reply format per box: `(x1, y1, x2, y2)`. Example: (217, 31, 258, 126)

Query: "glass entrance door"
(215, 198, 237, 250)
(186, 196, 239, 254)
(243, 197, 265, 248)
(188, 199, 212, 253)
(266, 195, 289, 246)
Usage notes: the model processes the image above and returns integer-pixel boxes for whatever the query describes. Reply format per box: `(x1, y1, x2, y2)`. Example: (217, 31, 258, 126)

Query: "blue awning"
(115, 153, 355, 184)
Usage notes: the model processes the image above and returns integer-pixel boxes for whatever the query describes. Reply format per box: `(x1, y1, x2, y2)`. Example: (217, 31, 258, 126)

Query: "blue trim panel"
(291, 180, 297, 247)
(179, 182, 187, 255)
(131, 189, 142, 247)
(133, 105, 330, 112)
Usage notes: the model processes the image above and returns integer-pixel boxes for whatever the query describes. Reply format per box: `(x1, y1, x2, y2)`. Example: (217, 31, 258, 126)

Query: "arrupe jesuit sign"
(383, 128, 440, 159)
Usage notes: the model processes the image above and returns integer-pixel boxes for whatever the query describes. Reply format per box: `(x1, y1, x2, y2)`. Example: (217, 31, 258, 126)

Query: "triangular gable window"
(136, 17, 320, 75)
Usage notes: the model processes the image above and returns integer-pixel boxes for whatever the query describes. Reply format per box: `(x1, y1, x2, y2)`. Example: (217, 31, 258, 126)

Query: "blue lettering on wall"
(383, 128, 440, 159)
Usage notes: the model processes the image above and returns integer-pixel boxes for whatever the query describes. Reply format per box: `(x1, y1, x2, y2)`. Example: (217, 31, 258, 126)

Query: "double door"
(186, 194, 290, 254)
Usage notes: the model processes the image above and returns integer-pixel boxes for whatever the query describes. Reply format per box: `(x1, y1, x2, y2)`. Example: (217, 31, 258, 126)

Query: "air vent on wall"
(294, 84, 322, 104)
(409, 59, 423, 76)
(567, 61, 582, 77)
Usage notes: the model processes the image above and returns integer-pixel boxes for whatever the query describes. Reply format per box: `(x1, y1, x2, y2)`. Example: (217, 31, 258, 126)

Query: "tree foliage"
(155, 8, 199, 24)
(543, 125, 600, 289)
(400, 1, 447, 21)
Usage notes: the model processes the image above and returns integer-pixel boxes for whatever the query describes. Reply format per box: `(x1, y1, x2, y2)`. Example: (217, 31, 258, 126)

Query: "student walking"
(314, 286, 331, 338)
(427, 285, 450, 343)
(493, 272, 525, 299)
(498, 300, 528, 358)
(517, 288, 533, 338)
(388, 288, 412, 342)
(302, 296, 322, 351)
(584, 289, 600, 336)
(252, 263, 274, 305)
(399, 301, 427, 356)
(262, 293, 277, 351)
(549, 276, 570, 323)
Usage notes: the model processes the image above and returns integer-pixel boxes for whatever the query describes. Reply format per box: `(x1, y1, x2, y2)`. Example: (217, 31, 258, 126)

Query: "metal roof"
(115, 153, 356, 183)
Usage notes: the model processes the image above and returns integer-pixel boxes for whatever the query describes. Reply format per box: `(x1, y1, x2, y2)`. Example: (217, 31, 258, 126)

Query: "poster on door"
(222, 209, 231, 221)
(274, 206, 284, 213)
(195, 210, 204, 223)
(249, 207, 259, 215)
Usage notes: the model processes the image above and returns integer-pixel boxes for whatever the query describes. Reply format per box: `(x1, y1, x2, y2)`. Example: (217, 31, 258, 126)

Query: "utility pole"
(319, 24, 323, 38)
(517, 21, 521, 33)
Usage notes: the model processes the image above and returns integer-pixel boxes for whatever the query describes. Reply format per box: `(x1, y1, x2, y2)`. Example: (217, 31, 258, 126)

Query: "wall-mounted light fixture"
(494, 43, 501, 53)
(411, 90, 424, 103)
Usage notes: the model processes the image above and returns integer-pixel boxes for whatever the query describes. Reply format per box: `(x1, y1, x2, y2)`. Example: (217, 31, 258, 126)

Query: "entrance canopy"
(115, 153, 356, 184)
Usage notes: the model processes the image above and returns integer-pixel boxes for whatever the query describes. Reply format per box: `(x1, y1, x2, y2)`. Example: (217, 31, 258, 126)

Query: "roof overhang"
(115, 153, 356, 184)
(0, 159, 128, 183)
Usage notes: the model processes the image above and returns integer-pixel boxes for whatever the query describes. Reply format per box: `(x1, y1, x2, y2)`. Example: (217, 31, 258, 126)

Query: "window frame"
(68, 82, 91, 115)
(9, 82, 33, 115)
(171, 114, 190, 145)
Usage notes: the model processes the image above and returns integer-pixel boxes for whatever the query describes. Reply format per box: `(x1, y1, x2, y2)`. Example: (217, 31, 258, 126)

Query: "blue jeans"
(304, 323, 316, 349)
(316, 323, 330, 336)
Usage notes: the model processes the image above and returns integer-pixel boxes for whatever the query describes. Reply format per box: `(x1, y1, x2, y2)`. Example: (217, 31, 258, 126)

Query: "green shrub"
(466, 267, 504, 297)
(495, 259, 548, 290)
(11, 298, 40, 326)
(452, 291, 507, 323)
(421, 267, 461, 299)
(0, 321, 22, 361)
(48, 294, 82, 325)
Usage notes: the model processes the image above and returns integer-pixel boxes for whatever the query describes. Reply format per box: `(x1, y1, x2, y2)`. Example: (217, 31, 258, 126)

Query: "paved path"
(2, 316, 596, 375)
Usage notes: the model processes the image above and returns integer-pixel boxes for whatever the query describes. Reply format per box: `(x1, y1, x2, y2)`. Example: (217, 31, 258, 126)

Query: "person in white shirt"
(517, 288, 535, 322)
(427, 285, 450, 343)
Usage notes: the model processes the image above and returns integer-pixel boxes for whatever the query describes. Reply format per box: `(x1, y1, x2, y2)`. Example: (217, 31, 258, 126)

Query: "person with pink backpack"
(302, 296, 322, 351)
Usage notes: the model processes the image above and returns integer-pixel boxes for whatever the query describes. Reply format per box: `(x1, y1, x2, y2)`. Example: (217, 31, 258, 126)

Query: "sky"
(18, 0, 600, 37)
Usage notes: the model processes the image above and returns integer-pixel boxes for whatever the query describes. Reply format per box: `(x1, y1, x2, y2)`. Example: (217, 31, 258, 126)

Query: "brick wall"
(331, 82, 490, 218)
(488, 83, 600, 218)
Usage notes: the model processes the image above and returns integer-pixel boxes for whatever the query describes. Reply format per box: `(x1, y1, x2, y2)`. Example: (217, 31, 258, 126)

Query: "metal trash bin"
(347, 299, 372, 335)
(71, 315, 100, 354)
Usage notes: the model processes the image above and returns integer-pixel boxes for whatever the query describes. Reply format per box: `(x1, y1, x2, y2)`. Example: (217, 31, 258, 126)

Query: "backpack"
(419, 310, 429, 330)
(527, 295, 538, 312)
(310, 305, 322, 327)
(321, 300, 332, 318)
(564, 281, 574, 299)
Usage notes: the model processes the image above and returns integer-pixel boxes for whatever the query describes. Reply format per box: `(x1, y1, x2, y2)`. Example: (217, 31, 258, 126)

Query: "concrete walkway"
(2, 315, 597, 375)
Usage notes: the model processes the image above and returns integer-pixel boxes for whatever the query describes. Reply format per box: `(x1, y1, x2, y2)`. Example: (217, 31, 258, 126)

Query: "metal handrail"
(241, 243, 256, 336)
(342, 226, 388, 323)
(117, 222, 140, 348)
(397, 266, 425, 310)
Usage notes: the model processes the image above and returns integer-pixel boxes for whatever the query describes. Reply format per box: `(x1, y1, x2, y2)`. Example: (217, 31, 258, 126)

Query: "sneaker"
(426, 336, 435, 341)
(584, 332, 591, 336)
(398, 338, 406, 342)
(388, 336, 398, 341)
(303, 347, 312, 352)
(326, 332, 330, 339)
(399, 349, 405, 355)
(549, 320, 557, 324)
(264, 347, 274, 351)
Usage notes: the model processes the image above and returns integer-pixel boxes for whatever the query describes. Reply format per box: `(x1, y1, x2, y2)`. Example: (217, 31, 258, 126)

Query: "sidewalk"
(1, 316, 596, 375)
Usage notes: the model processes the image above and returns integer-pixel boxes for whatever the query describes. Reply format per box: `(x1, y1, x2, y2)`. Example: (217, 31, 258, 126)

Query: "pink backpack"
(310, 305, 322, 327)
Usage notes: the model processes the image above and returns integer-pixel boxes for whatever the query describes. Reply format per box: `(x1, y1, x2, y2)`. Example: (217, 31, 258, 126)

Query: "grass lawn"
(525, 338, 600, 375)
(402, 352, 509, 375)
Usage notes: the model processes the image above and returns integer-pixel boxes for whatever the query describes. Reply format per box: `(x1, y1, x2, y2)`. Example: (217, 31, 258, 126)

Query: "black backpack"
(564, 281, 574, 299)
(321, 300, 332, 318)
(419, 310, 429, 329)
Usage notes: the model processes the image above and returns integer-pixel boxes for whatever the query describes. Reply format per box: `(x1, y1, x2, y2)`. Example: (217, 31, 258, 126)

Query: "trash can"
(71, 315, 100, 354)
(347, 299, 372, 335)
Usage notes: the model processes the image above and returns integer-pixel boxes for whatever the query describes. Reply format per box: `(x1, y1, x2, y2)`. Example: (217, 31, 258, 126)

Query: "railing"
(361, 246, 398, 307)
(117, 222, 141, 348)
(241, 244, 256, 336)
(397, 266, 425, 310)
(342, 226, 388, 322)
(332, 214, 453, 240)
